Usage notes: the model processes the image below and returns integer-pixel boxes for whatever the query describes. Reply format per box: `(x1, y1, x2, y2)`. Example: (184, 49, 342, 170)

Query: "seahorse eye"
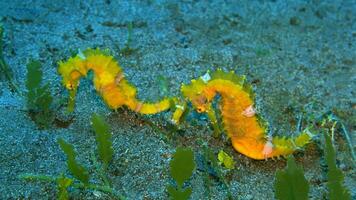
(197, 107, 205, 113)
(66, 83, 73, 90)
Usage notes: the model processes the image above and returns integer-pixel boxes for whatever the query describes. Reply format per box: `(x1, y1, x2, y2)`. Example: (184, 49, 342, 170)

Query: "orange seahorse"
(58, 48, 172, 114)
(176, 69, 314, 160)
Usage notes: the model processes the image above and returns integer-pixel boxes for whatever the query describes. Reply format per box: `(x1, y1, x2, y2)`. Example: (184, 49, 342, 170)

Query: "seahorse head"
(58, 55, 87, 91)
(181, 78, 211, 113)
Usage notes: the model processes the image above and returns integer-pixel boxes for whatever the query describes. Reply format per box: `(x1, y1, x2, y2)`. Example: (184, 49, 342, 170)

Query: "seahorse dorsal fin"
(242, 82, 255, 100)
(255, 114, 269, 132)
(83, 48, 111, 57)
(210, 69, 256, 100)
(210, 69, 245, 85)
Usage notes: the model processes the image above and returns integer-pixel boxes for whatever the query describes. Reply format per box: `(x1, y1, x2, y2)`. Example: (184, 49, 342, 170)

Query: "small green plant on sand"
(274, 117, 351, 200)
(167, 147, 195, 200)
(26, 59, 54, 129)
(120, 21, 136, 56)
(0, 24, 18, 92)
(217, 150, 235, 170)
(156, 75, 170, 98)
(91, 113, 114, 186)
(92, 113, 114, 168)
(58, 138, 90, 184)
(274, 156, 310, 200)
(19, 114, 124, 199)
(201, 146, 233, 199)
(324, 131, 351, 200)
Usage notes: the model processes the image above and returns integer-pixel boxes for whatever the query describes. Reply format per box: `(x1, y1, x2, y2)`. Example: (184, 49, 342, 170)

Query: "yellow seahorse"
(58, 48, 171, 114)
(177, 69, 313, 160)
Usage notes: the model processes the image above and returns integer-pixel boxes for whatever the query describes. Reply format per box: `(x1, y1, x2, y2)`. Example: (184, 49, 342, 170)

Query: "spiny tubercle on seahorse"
(177, 69, 314, 160)
(58, 48, 172, 114)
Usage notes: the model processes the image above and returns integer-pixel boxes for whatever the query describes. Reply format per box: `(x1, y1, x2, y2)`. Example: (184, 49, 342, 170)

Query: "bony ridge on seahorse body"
(58, 48, 172, 114)
(174, 69, 315, 160)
